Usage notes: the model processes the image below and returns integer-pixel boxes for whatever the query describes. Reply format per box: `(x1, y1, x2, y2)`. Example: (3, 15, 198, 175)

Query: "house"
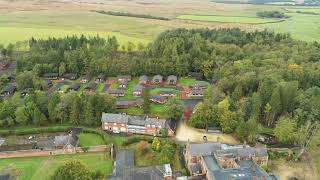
(188, 72, 204, 80)
(184, 142, 273, 180)
(191, 81, 210, 89)
(133, 84, 144, 97)
(167, 75, 177, 85)
(43, 73, 58, 80)
(42, 80, 53, 90)
(101, 113, 174, 136)
(46, 85, 60, 95)
(149, 94, 167, 104)
(95, 74, 106, 83)
(0, 84, 16, 97)
(37, 129, 79, 153)
(187, 89, 204, 98)
(159, 90, 177, 97)
(84, 82, 97, 92)
(108, 150, 173, 180)
(108, 89, 125, 97)
(67, 83, 81, 92)
(63, 73, 77, 80)
(152, 75, 163, 84)
(81, 74, 91, 83)
(117, 75, 131, 82)
(116, 100, 132, 109)
(20, 88, 31, 97)
(135, 98, 144, 107)
(118, 79, 128, 89)
(139, 75, 148, 85)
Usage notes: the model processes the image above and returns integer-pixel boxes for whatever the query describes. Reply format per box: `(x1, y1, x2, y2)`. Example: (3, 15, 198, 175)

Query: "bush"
(122, 136, 153, 146)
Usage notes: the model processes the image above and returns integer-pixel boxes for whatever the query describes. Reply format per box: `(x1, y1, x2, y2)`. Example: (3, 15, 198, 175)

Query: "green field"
(177, 14, 282, 24)
(0, 10, 159, 47)
(78, 133, 105, 147)
(96, 84, 105, 93)
(0, 152, 113, 180)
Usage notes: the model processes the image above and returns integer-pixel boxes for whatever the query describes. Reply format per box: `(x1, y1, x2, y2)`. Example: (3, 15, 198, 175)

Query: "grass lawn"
(120, 78, 139, 100)
(178, 77, 198, 87)
(78, 133, 105, 147)
(177, 14, 282, 24)
(150, 103, 167, 118)
(118, 106, 144, 115)
(0, 152, 113, 180)
(96, 83, 105, 93)
(149, 87, 178, 95)
(59, 84, 70, 92)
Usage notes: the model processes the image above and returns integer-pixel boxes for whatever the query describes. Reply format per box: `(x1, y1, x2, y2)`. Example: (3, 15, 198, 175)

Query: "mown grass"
(96, 83, 105, 93)
(0, 152, 113, 180)
(121, 78, 139, 100)
(78, 133, 106, 147)
(177, 14, 282, 24)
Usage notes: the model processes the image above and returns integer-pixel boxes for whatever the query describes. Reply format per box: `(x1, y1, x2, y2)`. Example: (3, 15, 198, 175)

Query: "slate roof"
(188, 72, 204, 80)
(139, 75, 148, 82)
(101, 113, 129, 124)
(63, 73, 77, 80)
(96, 74, 105, 80)
(133, 84, 143, 92)
(152, 75, 163, 82)
(116, 100, 130, 106)
(108, 150, 171, 180)
(190, 89, 204, 95)
(85, 82, 97, 90)
(82, 74, 91, 80)
(191, 81, 210, 88)
(117, 75, 131, 81)
(167, 75, 177, 83)
(119, 79, 128, 85)
(1, 84, 16, 94)
(149, 94, 167, 102)
(215, 147, 268, 158)
(68, 82, 81, 91)
(108, 89, 125, 94)
(54, 135, 77, 147)
(159, 90, 177, 95)
(188, 142, 222, 156)
(43, 73, 58, 77)
(209, 161, 272, 180)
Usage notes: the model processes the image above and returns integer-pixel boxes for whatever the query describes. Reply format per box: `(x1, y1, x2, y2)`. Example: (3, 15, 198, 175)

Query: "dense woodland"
(0, 28, 320, 152)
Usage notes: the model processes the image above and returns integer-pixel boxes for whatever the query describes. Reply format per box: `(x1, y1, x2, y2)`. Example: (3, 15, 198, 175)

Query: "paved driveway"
(174, 122, 238, 144)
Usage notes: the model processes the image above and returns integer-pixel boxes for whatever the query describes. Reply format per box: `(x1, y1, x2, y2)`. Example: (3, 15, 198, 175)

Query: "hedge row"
(0, 126, 73, 136)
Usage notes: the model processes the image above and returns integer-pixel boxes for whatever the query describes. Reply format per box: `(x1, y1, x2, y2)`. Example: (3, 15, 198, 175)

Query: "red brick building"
(101, 113, 174, 136)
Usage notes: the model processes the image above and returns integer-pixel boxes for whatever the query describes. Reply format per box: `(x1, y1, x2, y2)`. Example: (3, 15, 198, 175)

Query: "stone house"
(167, 75, 177, 85)
(152, 75, 163, 85)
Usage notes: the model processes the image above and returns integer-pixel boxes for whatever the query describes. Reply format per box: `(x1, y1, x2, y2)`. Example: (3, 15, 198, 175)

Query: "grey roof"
(119, 79, 128, 85)
(133, 84, 143, 92)
(190, 89, 204, 95)
(37, 138, 55, 150)
(109, 150, 171, 180)
(116, 100, 130, 106)
(0, 138, 5, 146)
(152, 75, 163, 81)
(215, 147, 268, 158)
(63, 73, 77, 80)
(149, 94, 166, 102)
(54, 135, 77, 147)
(96, 74, 105, 80)
(68, 82, 81, 91)
(146, 117, 167, 128)
(210, 161, 272, 180)
(135, 98, 144, 106)
(108, 89, 125, 94)
(85, 82, 97, 90)
(101, 113, 129, 124)
(43, 73, 58, 77)
(203, 155, 221, 171)
(113, 150, 135, 176)
(82, 74, 91, 80)
(139, 75, 148, 82)
(117, 75, 131, 81)
(191, 81, 210, 88)
(167, 75, 177, 82)
(188, 142, 222, 156)
(159, 90, 177, 95)
(1, 84, 16, 94)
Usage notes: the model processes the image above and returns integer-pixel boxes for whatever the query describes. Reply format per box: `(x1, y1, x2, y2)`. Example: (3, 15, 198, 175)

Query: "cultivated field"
(0, 0, 319, 48)
(0, 152, 113, 180)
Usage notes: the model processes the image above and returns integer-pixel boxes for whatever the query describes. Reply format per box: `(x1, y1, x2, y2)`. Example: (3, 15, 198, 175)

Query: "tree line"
(256, 11, 289, 19)
(94, 10, 169, 21)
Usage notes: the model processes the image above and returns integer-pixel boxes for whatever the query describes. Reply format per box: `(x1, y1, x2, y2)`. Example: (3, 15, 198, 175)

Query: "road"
(174, 121, 238, 144)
